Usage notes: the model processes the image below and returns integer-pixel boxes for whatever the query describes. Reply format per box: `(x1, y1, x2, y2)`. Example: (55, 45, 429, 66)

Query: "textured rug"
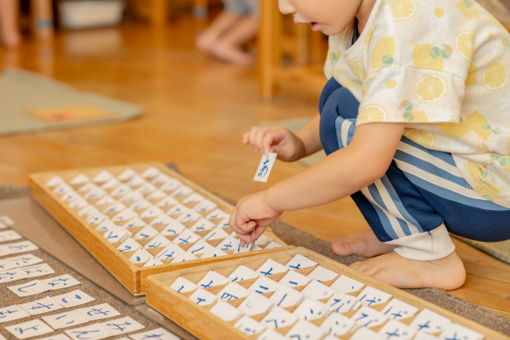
(0, 68, 142, 136)
(263, 117, 510, 265)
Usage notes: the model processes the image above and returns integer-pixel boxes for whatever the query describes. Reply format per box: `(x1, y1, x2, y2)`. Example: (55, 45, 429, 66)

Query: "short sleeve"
(357, 65, 466, 125)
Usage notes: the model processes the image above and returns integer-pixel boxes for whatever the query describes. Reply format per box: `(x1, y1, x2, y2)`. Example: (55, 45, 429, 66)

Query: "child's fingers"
(254, 128, 268, 153)
(244, 126, 285, 154)
(261, 130, 278, 154)
(252, 225, 266, 241)
(230, 209, 256, 237)
(246, 127, 263, 152)
(242, 131, 250, 144)
(228, 208, 237, 230)
(239, 233, 253, 247)
(245, 128, 257, 147)
(237, 221, 257, 246)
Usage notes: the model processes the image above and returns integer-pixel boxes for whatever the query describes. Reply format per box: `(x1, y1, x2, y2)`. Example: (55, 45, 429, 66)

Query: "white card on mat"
(0, 254, 43, 270)
(8, 280, 46, 297)
(0, 305, 30, 323)
(129, 328, 180, 340)
(5, 319, 53, 339)
(42, 310, 86, 329)
(52, 289, 95, 308)
(253, 153, 277, 183)
(19, 296, 63, 315)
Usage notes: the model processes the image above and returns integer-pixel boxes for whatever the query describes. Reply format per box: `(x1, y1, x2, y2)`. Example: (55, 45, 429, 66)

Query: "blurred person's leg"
(209, 15, 258, 65)
(196, 11, 241, 54)
(0, 0, 20, 48)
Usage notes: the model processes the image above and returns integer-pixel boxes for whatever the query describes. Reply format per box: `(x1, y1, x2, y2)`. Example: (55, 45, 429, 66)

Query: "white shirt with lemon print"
(325, 0, 510, 208)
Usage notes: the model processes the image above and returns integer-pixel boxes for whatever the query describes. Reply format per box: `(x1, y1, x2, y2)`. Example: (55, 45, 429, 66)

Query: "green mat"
(264, 117, 510, 265)
(0, 68, 142, 135)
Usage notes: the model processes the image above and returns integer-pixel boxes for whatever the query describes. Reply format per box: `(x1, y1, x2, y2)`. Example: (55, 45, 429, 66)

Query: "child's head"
(278, 0, 373, 36)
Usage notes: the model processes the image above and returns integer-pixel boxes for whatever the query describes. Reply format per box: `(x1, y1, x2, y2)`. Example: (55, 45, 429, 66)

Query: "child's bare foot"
(196, 33, 216, 54)
(210, 43, 254, 66)
(350, 251, 466, 289)
(331, 230, 396, 257)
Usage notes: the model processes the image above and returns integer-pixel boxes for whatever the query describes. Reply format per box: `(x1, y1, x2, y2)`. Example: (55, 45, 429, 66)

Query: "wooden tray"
(146, 247, 508, 340)
(29, 163, 287, 295)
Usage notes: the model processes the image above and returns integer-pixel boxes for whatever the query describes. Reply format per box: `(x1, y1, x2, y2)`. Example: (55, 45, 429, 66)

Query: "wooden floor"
(1, 18, 509, 321)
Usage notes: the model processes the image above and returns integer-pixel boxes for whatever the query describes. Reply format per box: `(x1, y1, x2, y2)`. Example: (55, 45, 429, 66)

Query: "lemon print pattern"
(412, 44, 451, 70)
(385, 79, 397, 89)
(405, 129, 437, 148)
(399, 100, 428, 122)
(358, 104, 388, 123)
(434, 7, 444, 17)
(364, 26, 375, 45)
(492, 154, 510, 172)
(349, 59, 365, 80)
(455, 31, 473, 61)
(330, 51, 340, 63)
(440, 111, 492, 141)
(389, 0, 417, 21)
(370, 37, 395, 69)
(482, 59, 508, 91)
(467, 161, 502, 202)
(503, 38, 510, 50)
(466, 63, 478, 86)
(414, 74, 448, 103)
(456, 0, 480, 19)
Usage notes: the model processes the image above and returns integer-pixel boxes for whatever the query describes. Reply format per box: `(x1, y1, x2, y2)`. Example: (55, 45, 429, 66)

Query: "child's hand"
(229, 190, 282, 245)
(242, 126, 305, 162)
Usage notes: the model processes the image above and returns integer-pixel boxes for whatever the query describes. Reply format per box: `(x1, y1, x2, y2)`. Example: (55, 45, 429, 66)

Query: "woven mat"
(0, 68, 142, 136)
(263, 117, 510, 265)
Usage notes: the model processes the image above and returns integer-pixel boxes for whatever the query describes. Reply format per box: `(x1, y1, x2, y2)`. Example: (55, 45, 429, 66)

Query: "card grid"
(0, 215, 180, 340)
(29, 163, 287, 294)
(146, 247, 505, 340)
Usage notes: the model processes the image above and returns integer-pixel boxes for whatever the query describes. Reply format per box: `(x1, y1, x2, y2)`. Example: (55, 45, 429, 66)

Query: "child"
(195, 0, 259, 65)
(229, 0, 510, 290)
(0, 0, 19, 48)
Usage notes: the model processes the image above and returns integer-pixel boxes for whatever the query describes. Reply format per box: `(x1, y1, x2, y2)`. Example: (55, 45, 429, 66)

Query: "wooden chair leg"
(310, 31, 325, 65)
(294, 24, 309, 66)
(151, 0, 169, 25)
(258, 0, 281, 98)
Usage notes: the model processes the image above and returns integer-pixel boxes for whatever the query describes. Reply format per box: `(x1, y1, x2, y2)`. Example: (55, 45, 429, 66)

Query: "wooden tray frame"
(146, 247, 508, 340)
(29, 162, 287, 295)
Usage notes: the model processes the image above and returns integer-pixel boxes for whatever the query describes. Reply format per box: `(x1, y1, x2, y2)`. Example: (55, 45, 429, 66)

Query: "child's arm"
(230, 122, 406, 244)
(243, 114, 322, 161)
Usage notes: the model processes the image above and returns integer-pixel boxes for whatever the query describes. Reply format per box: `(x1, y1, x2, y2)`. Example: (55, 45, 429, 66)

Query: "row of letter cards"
(29, 163, 286, 294)
(145, 247, 505, 340)
(0, 215, 180, 340)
